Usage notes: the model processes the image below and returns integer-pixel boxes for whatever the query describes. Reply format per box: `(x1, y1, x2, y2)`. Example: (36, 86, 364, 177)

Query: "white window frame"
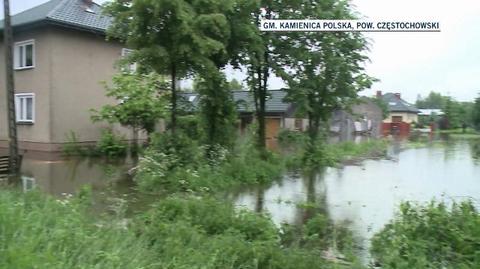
(22, 176, 36, 192)
(121, 48, 137, 73)
(15, 93, 35, 123)
(14, 39, 35, 70)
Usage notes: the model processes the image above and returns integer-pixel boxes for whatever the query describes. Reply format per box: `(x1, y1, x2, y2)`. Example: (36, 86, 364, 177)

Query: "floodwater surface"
(233, 137, 480, 257)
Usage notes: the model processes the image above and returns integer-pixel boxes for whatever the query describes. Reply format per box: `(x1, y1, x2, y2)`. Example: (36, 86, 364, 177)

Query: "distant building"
(182, 90, 383, 149)
(181, 90, 302, 149)
(418, 109, 444, 116)
(330, 97, 384, 140)
(377, 91, 419, 135)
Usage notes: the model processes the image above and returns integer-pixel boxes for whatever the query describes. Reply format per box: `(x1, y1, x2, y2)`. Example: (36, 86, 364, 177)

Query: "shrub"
(136, 131, 286, 193)
(97, 128, 128, 157)
(278, 129, 308, 149)
(371, 200, 480, 269)
(135, 195, 340, 269)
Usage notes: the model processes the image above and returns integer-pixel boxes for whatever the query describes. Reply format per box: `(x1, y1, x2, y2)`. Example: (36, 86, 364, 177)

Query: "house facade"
(378, 91, 419, 135)
(0, 0, 132, 153)
(330, 97, 384, 140)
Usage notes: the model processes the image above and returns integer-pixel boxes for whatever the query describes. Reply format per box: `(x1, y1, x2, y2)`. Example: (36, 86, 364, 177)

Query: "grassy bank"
(437, 128, 480, 139)
(0, 189, 359, 269)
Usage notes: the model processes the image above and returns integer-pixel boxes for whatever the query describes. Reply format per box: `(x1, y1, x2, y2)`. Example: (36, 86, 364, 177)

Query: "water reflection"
(17, 158, 130, 196)
(234, 138, 480, 259)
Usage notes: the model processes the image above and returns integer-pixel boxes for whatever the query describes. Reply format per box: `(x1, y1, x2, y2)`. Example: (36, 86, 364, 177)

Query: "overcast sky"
(2, 0, 480, 102)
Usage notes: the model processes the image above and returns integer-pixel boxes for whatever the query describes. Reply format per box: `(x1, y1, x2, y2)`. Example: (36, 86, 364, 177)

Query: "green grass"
(0, 189, 157, 269)
(325, 140, 388, 162)
(0, 189, 361, 269)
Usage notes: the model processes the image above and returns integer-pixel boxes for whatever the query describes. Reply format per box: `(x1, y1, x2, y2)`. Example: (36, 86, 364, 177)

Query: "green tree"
(473, 95, 480, 130)
(416, 91, 448, 109)
(228, 78, 244, 91)
(195, 69, 238, 149)
(91, 73, 169, 144)
(104, 0, 230, 134)
(274, 0, 374, 159)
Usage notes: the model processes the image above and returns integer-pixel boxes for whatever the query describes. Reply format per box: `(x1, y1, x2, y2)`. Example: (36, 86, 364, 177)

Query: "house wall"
(329, 99, 384, 138)
(0, 26, 135, 152)
(284, 118, 308, 131)
(48, 27, 130, 147)
(383, 112, 418, 124)
(0, 28, 53, 150)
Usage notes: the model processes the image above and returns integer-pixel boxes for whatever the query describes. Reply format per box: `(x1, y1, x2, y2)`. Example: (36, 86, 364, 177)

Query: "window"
(392, 116, 403, 123)
(14, 40, 35, 69)
(15, 93, 35, 123)
(121, 48, 137, 73)
(294, 118, 303, 131)
(22, 176, 36, 192)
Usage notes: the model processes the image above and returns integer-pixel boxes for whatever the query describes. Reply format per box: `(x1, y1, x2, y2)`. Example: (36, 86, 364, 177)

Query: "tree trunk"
(256, 67, 267, 153)
(170, 64, 177, 134)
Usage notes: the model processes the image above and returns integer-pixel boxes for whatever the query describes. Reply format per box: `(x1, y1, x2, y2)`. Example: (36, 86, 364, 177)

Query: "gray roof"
(233, 90, 289, 113)
(381, 93, 419, 113)
(0, 0, 112, 33)
(179, 90, 291, 113)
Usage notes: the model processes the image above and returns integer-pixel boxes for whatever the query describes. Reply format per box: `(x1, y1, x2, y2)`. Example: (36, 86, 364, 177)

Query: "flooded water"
(233, 137, 480, 258)
(4, 156, 141, 214)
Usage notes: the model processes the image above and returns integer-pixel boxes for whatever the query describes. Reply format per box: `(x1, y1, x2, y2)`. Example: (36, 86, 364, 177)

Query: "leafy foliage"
(135, 132, 285, 193)
(372, 200, 480, 269)
(416, 91, 448, 109)
(195, 69, 238, 148)
(273, 0, 374, 159)
(96, 128, 128, 158)
(472, 95, 480, 130)
(91, 73, 169, 135)
(104, 0, 241, 133)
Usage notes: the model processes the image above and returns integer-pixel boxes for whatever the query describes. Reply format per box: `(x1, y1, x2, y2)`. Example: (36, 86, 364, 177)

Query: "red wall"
(382, 122, 411, 135)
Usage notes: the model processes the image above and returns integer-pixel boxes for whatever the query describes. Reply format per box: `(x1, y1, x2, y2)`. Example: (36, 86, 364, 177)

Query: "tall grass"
(0, 189, 157, 269)
(0, 189, 357, 269)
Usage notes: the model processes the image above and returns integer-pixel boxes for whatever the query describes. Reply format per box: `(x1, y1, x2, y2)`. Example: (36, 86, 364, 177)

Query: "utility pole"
(3, 0, 19, 174)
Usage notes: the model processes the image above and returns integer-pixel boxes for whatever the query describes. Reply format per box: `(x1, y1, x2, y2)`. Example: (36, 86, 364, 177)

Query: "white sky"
(2, 0, 480, 102)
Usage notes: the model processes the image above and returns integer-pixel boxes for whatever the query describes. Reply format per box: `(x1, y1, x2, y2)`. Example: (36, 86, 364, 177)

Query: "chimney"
(376, 90, 382, 98)
(394, 93, 401, 99)
(83, 0, 93, 6)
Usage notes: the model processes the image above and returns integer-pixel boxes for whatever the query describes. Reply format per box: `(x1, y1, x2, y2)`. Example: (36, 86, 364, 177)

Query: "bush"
(135, 195, 340, 269)
(278, 129, 308, 149)
(371, 200, 480, 269)
(97, 128, 128, 157)
(136, 131, 286, 194)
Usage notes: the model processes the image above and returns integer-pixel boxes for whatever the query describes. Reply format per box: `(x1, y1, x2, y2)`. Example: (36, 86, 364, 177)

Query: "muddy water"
(233, 137, 480, 258)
